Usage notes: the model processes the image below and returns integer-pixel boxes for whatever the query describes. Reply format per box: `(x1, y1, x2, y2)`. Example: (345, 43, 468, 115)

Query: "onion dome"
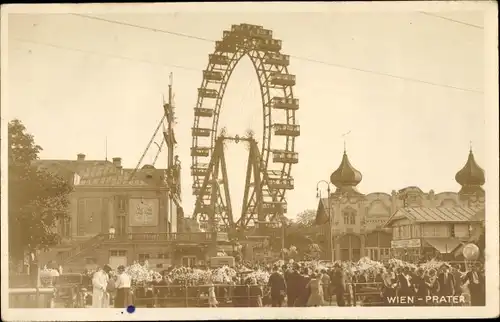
(330, 151, 362, 190)
(455, 149, 485, 187)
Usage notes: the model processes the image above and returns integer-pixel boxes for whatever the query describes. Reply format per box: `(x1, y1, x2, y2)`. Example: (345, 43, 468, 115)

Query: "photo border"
(1, 1, 498, 320)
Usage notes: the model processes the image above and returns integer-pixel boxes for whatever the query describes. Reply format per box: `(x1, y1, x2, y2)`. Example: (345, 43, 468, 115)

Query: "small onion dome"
(330, 151, 362, 188)
(455, 150, 485, 187)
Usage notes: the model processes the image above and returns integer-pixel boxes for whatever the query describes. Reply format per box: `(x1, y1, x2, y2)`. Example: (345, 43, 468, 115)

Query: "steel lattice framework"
(191, 23, 300, 233)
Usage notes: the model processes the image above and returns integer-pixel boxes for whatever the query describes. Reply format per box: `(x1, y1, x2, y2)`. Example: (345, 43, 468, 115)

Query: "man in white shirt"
(114, 265, 133, 308)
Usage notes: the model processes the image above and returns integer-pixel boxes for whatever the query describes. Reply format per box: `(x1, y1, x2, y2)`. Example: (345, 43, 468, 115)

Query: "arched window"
(343, 207, 356, 225)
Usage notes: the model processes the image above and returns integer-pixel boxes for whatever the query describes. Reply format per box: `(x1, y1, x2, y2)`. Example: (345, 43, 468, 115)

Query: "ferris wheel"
(191, 23, 300, 231)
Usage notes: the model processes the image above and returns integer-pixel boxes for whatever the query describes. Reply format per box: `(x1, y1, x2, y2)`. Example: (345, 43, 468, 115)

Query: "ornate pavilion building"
(314, 147, 485, 262)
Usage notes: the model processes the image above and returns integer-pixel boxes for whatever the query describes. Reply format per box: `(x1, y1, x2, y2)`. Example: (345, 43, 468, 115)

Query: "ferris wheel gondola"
(191, 23, 300, 232)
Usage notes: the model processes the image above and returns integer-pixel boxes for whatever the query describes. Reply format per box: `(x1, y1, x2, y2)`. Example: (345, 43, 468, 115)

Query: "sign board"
(129, 198, 159, 226)
(210, 256, 235, 268)
(391, 239, 421, 249)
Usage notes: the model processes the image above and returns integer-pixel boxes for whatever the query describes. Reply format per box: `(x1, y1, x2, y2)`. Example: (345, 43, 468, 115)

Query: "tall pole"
(168, 74, 173, 233)
(163, 73, 175, 233)
(317, 180, 334, 262)
(327, 186, 333, 262)
(281, 209, 285, 261)
(167, 73, 174, 169)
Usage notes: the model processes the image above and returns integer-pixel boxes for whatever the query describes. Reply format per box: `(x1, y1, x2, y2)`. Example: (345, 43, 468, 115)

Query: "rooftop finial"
(469, 140, 473, 153)
(341, 130, 351, 154)
(105, 136, 108, 161)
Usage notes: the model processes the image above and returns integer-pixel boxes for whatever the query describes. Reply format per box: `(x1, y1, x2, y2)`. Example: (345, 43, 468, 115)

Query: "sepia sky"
(6, 7, 486, 219)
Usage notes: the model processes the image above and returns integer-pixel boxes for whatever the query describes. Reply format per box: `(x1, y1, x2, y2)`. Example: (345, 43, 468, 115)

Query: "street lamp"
(316, 180, 334, 262)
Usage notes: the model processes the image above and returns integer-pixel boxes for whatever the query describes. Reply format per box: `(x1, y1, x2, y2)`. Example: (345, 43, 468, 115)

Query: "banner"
(129, 198, 159, 226)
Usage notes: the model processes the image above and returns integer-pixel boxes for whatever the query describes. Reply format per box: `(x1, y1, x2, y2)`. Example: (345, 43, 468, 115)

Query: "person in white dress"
(92, 265, 111, 308)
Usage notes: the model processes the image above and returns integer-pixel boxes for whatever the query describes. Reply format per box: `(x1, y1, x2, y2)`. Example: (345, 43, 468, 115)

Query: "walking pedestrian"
(267, 266, 286, 307)
(332, 263, 346, 307)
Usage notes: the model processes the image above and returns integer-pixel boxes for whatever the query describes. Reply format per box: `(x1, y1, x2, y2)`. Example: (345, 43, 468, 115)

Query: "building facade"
(35, 153, 219, 271)
(315, 148, 485, 262)
(384, 207, 484, 262)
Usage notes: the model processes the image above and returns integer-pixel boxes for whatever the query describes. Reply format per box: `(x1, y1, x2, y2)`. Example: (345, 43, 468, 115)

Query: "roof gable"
(315, 198, 330, 225)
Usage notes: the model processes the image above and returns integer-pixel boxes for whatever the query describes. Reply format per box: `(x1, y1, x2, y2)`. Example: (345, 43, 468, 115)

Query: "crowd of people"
(265, 261, 485, 307)
(84, 259, 485, 308)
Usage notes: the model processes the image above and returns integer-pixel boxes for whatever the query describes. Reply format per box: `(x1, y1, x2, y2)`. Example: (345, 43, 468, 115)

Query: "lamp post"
(316, 180, 334, 262)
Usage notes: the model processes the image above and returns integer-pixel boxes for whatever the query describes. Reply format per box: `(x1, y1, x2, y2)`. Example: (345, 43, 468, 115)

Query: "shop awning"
(424, 238, 462, 254)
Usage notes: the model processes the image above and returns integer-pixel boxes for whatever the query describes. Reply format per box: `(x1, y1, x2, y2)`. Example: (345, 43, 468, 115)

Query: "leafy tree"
(8, 119, 73, 260)
(295, 209, 316, 228)
(283, 209, 317, 252)
(304, 243, 322, 261)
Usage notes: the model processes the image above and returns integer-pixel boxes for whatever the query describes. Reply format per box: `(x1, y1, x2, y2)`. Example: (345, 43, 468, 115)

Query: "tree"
(8, 119, 73, 260)
(295, 209, 316, 228)
(304, 243, 322, 261)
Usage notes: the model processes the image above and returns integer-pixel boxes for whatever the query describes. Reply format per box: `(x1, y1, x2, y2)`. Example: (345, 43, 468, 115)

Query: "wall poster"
(129, 198, 159, 226)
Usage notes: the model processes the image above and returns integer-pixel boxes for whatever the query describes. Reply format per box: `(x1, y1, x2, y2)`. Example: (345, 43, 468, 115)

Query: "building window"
(138, 253, 150, 261)
(182, 256, 196, 267)
(401, 225, 411, 239)
(393, 227, 400, 239)
(343, 208, 356, 225)
(454, 224, 469, 238)
(110, 250, 127, 257)
(60, 217, 71, 238)
(423, 225, 441, 237)
(411, 225, 421, 238)
(158, 253, 170, 259)
(380, 248, 390, 257)
(118, 196, 127, 212)
(366, 248, 379, 260)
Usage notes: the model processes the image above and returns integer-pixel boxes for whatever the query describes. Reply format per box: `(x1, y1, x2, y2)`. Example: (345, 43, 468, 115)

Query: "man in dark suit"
(451, 264, 463, 296)
(437, 264, 455, 305)
(267, 266, 287, 307)
(397, 267, 414, 298)
(332, 263, 346, 307)
(285, 264, 302, 307)
(462, 264, 485, 306)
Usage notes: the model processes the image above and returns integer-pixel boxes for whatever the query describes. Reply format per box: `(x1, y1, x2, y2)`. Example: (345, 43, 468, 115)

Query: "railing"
(54, 232, 229, 265)
(57, 234, 106, 264)
(102, 232, 229, 243)
(126, 284, 267, 308)
(350, 282, 384, 307)
(9, 288, 55, 308)
(53, 282, 383, 308)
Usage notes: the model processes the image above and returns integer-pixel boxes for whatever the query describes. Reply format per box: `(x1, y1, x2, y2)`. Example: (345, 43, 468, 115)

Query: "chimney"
(112, 157, 122, 169)
(77, 153, 86, 161)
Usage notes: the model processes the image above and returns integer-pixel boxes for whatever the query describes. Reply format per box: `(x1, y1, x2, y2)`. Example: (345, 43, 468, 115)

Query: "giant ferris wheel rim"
(191, 23, 300, 225)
